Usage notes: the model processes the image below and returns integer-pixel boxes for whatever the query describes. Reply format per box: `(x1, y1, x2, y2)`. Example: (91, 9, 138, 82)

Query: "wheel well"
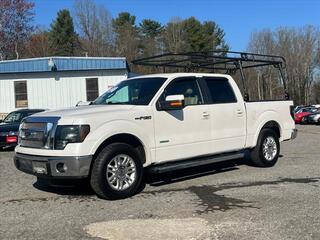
(93, 133, 146, 164)
(261, 121, 281, 138)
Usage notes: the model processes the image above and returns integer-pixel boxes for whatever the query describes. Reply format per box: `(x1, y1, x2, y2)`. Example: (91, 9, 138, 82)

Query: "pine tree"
(139, 19, 163, 38)
(112, 12, 139, 61)
(49, 9, 77, 56)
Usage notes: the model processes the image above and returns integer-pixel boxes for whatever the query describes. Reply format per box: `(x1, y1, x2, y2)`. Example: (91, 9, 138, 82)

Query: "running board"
(147, 151, 245, 174)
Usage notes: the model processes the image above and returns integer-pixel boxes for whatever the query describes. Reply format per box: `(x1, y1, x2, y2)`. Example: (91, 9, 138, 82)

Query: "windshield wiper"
(105, 101, 129, 105)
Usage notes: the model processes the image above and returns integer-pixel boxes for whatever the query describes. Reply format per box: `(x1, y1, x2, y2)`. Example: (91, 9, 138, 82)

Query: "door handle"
(202, 112, 210, 118)
(236, 109, 244, 116)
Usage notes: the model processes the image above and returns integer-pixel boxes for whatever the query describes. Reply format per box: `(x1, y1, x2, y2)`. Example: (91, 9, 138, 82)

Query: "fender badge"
(135, 116, 152, 120)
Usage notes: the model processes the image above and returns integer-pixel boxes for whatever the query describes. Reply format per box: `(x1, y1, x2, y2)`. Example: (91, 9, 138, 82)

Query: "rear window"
(204, 77, 237, 104)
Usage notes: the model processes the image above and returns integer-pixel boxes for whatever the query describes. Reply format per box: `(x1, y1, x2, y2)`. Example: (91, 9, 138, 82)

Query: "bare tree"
(163, 17, 186, 53)
(0, 0, 34, 59)
(73, 0, 114, 56)
(247, 26, 320, 105)
(24, 28, 50, 57)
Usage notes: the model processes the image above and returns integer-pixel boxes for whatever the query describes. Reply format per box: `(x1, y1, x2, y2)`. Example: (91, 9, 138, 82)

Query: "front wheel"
(250, 129, 280, 167)
(90, 143, 143, 200)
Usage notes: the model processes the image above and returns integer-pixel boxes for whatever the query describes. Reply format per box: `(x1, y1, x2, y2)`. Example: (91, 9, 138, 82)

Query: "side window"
(14, 81, 28, 108)
(204, 77, 237, 104)
(86, 78, 99, 101)
(161, 78, 203, 106)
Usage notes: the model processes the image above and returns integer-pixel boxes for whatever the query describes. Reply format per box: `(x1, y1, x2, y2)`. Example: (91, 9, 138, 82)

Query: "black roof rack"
(132, 51, 289, 101)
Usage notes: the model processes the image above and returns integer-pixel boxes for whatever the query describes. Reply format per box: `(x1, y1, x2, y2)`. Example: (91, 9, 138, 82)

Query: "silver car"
(302, 112, 320, 124)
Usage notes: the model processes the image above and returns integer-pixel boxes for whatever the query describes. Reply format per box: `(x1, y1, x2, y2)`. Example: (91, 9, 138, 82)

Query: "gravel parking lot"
(0, 125, 319, 240)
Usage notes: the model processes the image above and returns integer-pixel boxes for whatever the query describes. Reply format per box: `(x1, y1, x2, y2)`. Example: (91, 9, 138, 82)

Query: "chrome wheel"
(262, 136, 278, 161)
(106, 154, 136, 191)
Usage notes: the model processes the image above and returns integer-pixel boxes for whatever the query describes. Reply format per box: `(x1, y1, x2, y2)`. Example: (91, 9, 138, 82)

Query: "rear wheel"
(90, 143, 143, 200)
(250, 129, 280, 167)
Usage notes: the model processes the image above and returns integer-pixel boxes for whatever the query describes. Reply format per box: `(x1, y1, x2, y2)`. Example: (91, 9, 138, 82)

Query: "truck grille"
(19, 117, 60, 149)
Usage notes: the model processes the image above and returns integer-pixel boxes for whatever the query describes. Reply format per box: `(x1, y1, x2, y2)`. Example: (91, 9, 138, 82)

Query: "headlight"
(54, 125, 90, 150)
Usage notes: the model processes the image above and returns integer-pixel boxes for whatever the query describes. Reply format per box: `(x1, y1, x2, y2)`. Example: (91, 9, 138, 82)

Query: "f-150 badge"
(135, 116, 152, 120)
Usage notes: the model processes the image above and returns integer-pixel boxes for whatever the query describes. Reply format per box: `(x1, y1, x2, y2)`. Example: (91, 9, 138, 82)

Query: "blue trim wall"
(0, 57, 127, 74)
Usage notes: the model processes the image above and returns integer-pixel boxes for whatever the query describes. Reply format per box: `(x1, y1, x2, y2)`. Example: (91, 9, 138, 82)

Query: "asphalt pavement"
(0, 125, 319, 240)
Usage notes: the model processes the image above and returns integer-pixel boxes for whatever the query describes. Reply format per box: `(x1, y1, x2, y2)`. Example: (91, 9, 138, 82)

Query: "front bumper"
(14, 153, 92, 179)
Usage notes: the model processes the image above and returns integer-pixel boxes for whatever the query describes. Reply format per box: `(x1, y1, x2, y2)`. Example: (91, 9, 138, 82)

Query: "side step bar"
(147, 151, 245, 174)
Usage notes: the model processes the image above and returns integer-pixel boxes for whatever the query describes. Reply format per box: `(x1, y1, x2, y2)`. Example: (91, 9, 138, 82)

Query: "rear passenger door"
(202, 77, 246, 153)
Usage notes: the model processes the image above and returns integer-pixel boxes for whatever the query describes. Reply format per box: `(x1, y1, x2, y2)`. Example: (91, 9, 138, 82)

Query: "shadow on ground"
(145, 159, 244, 186)
(33, 178, 95, 196)
(31, 158, 246, 199)
(0, 146, 15, 152)
(29, 157, 319, 214)
(141, 175, 320, 214)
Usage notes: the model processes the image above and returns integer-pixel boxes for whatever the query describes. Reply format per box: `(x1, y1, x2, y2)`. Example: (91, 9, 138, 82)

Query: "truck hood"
(32, 105, 136, 119)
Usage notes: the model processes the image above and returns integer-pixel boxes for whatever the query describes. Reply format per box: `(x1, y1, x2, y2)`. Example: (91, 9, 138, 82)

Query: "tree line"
(0, 0, 228, 60)
(0, 0, 319, 104)
(247, 26, 320, 105)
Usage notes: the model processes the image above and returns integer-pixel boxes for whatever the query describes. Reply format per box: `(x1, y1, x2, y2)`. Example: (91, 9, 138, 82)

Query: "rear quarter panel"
(245, 100, 295, 148)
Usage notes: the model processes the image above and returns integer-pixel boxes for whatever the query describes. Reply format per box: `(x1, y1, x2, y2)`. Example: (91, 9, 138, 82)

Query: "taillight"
(290, 106, 295, 120)
(6, 136, 17, 143)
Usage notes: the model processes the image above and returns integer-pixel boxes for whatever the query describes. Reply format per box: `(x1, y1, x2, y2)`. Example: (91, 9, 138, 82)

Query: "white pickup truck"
(14, 73, 297, 199)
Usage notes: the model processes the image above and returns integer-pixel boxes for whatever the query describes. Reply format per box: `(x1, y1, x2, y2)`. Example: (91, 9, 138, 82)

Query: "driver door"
(153, 77, 211, 163)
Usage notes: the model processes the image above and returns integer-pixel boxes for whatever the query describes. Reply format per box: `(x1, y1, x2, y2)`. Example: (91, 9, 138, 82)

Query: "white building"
(0, 57, 129, 115)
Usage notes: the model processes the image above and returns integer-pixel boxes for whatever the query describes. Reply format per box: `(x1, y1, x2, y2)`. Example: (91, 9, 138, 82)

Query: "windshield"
(3, 112, 24, 123)
(93, 77, 166, 105)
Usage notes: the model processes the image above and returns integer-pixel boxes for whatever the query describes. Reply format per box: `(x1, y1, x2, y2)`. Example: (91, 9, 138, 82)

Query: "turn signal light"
(170, 101, 183, 106)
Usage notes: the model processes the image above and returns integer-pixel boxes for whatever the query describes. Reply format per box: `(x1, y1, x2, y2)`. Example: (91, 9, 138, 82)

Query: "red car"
(294, 108, 317, 124)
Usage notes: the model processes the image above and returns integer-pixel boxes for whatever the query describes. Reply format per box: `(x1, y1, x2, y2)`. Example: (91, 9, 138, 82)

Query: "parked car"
(14, 73, 297, 199)
(294, 105, 306, 113)
(301, 112, 320, 124)
(294, 107, 318, 124)
(0, 109, 45, 149)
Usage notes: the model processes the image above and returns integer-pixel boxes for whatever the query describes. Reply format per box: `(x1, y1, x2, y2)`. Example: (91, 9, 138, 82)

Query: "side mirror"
(0, 119, 3, 123)
(158, 95, 185, 111)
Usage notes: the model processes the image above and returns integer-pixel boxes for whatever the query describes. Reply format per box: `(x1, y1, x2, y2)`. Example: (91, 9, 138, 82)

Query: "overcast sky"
(33, 0, 320, 51)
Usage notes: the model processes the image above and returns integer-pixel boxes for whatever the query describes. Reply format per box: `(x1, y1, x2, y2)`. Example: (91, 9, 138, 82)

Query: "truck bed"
(245, 100, 295, 148)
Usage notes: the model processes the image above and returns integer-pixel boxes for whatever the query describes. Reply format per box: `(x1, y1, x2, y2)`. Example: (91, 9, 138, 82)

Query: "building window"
(86, 78, 99, 101)
(14, 81, 28, 108)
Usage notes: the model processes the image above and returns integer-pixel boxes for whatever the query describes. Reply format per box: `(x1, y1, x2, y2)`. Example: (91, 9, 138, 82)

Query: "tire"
(250, 128, 280, 167)
(90, 143, 143, 200)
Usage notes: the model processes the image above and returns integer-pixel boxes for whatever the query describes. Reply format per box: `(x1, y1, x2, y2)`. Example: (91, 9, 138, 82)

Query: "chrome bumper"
(14, 153, 92, 179)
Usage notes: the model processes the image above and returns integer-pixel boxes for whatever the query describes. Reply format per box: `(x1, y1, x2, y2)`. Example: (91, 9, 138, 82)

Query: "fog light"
(33, 166, 47, 174)
(56, 163, 67, 173)
(33, 161, 47, 174)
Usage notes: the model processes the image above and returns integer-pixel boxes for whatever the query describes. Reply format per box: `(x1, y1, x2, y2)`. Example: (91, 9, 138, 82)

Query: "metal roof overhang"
(0, 57, 128, 74)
